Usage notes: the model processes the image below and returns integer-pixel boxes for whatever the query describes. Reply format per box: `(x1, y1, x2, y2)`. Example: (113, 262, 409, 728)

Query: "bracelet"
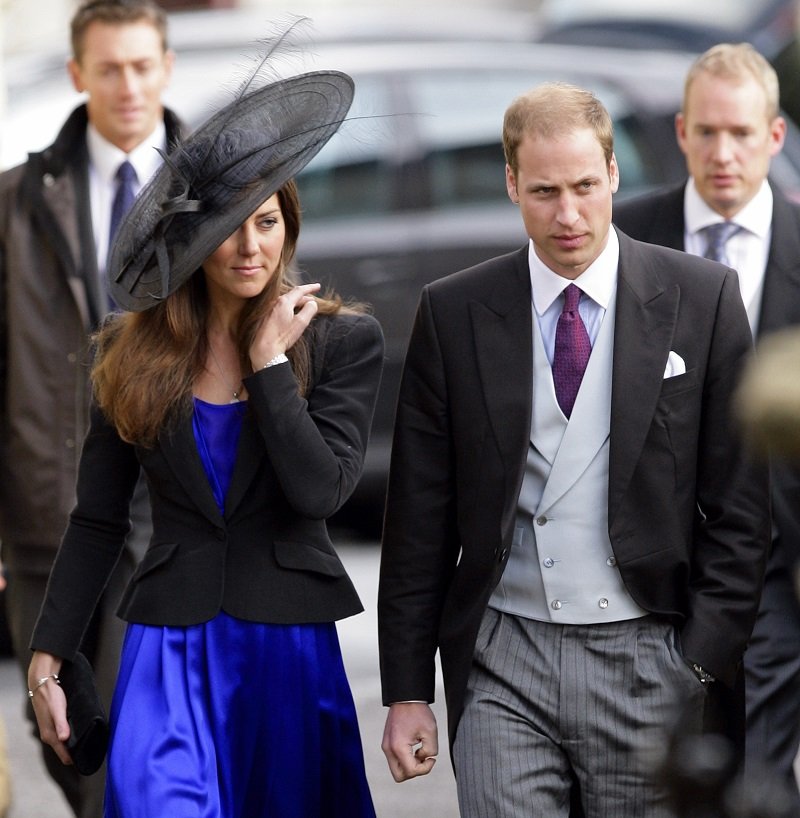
(27, 673, 60, 698)
(261, 353, 288, 369)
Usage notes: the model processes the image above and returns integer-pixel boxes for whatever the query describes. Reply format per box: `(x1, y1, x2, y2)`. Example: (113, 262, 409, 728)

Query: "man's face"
(506, 127, 618, 280)
(68, 20, 174, 153)
(676, 72, 785, 219)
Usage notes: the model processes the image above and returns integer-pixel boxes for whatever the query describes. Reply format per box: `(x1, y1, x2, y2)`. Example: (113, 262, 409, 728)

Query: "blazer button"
(551, 599, 562, 610)
(543, 557, 555, 568)
(536, 516, 548, 526)
(606, 556, 617, 567)
(599, 598, 609, 609)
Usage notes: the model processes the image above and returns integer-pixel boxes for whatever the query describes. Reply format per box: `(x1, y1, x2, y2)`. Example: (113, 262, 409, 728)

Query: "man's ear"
(675, 112, 689, 155)
(506, 164, 519, 204)
(67, 59, 84, 94)
(609, 153, 620, 194)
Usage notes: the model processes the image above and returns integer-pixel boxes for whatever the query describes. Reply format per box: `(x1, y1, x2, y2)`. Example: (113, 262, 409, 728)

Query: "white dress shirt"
(87, 121, 167, 275)
(529, 226, 620, 364)
(683, 178, 772, 335)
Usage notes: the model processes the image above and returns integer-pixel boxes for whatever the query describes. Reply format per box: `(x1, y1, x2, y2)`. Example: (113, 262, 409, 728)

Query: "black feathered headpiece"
(108, 28, 353, 312)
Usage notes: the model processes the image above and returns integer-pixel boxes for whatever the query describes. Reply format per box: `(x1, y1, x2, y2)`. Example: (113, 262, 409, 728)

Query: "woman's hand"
(249, 282, 321, 370)
(27, 651, 72, 765)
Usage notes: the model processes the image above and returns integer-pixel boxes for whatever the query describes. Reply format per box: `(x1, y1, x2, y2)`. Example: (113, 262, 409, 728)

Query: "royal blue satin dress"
(104, 398, 376, 818)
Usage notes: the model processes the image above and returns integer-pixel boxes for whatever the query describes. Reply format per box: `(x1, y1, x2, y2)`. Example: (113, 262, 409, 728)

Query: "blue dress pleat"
(104, 398, 376, 817)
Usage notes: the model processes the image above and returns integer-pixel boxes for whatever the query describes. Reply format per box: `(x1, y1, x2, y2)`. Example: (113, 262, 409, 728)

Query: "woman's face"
(202, 193, 286, 305)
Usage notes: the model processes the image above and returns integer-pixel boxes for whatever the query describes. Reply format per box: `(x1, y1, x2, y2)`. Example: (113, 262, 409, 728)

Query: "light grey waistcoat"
(490, 292, 647, 624)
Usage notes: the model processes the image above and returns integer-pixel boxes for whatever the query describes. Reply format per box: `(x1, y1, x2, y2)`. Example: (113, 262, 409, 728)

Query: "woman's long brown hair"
(92, 180, 359, 446)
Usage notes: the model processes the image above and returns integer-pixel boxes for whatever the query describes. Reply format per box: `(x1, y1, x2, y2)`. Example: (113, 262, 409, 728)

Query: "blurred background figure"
(737, 327, 800, 461)
(614, 42, 800, 808)
(0, 2, 182, 815)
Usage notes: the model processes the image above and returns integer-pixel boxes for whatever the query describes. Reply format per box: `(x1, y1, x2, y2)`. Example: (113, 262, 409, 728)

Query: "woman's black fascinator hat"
(108, 23, 354, 312)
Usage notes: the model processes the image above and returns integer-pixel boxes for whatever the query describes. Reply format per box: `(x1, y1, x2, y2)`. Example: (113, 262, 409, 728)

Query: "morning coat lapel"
(469, 248, 533, 485)
(757, 189, 800, 337)
(607, 230, 680, 525)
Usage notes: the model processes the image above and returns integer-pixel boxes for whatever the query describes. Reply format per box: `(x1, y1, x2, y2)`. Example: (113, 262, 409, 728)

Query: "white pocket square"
(664, 350, 686, 379)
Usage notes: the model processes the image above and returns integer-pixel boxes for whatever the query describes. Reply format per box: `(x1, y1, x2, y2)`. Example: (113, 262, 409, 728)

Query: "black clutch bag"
(59, 652, 109, 776)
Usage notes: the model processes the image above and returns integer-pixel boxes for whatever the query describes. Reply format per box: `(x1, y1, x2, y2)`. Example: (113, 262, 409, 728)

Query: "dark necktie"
(701, 221, 741, 266)
(553, 283, 591, 419)
(106, 161, 137, 309)
(109, 160, 137, 249)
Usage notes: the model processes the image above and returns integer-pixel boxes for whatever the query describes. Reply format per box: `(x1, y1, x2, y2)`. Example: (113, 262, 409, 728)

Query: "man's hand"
(381, 702, 439, 782)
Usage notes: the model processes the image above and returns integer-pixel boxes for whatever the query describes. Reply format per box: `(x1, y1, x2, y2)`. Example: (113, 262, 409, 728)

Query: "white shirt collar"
(529, 227, 619, 316)
(684, 177, 773, 240)
(86, 121, 167, 187)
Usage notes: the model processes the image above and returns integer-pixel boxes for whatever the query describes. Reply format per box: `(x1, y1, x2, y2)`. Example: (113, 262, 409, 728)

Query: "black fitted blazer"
(32, 312, 384, 661)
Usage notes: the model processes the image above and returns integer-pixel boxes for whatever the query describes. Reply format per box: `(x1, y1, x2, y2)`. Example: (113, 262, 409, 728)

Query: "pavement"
(0, 542, 460, 818)
(3, 539, 800, 817)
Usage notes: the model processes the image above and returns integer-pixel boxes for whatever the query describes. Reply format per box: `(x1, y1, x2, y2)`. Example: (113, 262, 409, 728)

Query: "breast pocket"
(659, 368, 698, 399)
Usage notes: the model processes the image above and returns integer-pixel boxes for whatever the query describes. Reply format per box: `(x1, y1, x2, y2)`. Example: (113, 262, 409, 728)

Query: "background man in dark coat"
(614, 43, 800, 807)
(0, 2, 184, 815)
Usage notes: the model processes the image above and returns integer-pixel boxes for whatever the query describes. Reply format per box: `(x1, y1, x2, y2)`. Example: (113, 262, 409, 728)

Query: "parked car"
(5, 20, 800, 530)
(535, 0, 798, 59)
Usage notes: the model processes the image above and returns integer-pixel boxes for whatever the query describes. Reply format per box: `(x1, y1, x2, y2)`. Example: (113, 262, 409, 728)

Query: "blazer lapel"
(159, 416, 224, 527)
(608, 231, 680, 525)
(223, 411, 264, 519)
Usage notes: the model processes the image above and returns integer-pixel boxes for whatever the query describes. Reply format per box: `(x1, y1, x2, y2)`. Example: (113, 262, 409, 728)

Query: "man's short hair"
(503, 81, 614, 176)
(684, 43, 781, 122)
(71, 0, 169, 63)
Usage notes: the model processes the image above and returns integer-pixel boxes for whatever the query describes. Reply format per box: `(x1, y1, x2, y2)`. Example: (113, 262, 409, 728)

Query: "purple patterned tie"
(553, 284, 591, 418)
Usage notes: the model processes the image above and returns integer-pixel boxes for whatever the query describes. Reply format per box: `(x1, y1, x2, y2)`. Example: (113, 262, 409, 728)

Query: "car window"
(297, 74, 402, 219)
(298, 68, 671, 221)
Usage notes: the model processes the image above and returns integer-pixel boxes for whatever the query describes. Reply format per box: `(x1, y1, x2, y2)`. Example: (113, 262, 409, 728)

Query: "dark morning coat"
(31, 312, 384, 661)
(614, 182, 800, 578)
(378, 228, 771, 750)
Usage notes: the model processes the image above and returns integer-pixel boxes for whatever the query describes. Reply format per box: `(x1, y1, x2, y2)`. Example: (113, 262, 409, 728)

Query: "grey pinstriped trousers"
(453, 608, 706, 817)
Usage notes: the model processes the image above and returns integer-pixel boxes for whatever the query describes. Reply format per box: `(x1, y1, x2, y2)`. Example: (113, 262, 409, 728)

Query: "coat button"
(606, 556, 617, 567)
(536, 516, 548, 526)
(543, 557, 555, 568)
(551, 600, 562, 610)
(599, 598, 609, 609)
